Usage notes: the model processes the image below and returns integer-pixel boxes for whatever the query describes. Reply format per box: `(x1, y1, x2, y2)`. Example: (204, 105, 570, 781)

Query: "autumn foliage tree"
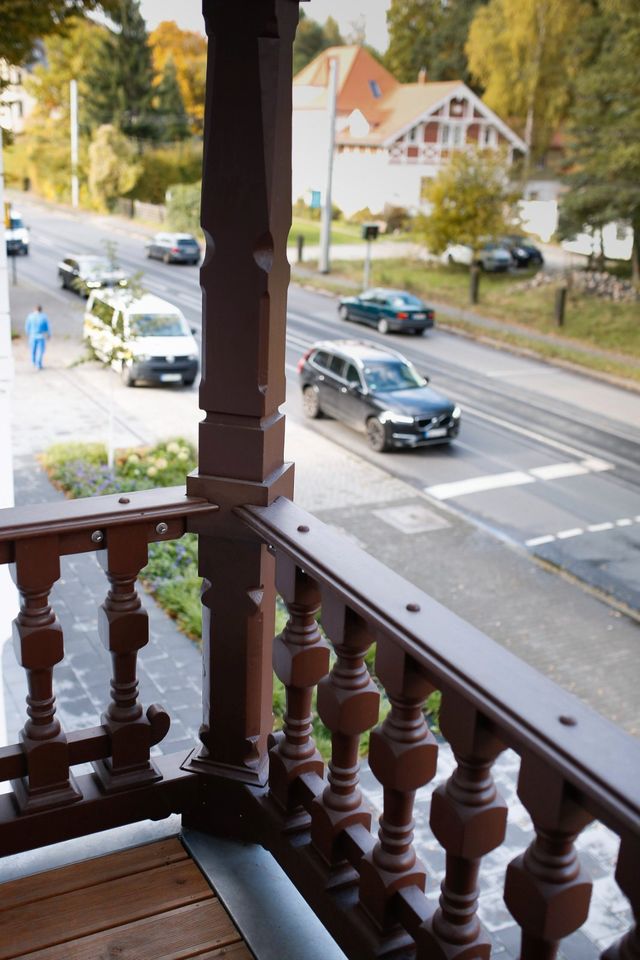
(149, 21, 207, 132)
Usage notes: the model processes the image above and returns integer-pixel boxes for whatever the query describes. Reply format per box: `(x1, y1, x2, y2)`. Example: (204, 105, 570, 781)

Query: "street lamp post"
(319, 57, 338, 275)
(70, 79, 79, 209)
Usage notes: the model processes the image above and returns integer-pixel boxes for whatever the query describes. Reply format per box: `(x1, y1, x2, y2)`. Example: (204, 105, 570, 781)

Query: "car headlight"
(379, 411, 415, 425)
(118, 278, 128, 285)
(135, 354, 150, 362)
(188, 354, 198, 361)
(452, 406, 461, 419)
(86, 280, 100, 288)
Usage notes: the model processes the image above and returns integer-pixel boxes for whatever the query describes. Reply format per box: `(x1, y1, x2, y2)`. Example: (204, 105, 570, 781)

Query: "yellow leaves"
(149, 20, 207, 128)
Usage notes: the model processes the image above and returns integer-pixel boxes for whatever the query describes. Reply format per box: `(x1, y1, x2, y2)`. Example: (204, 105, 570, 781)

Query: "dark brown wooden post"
(311, 597, 379, 864)
(10, 536, 81, 812)
(417, 692, 507, 959)
(93, 527, 170, 792)
(602, 834, 640, 960)
(359, 640, 438, 929)
(184, 0, 299, 790)
(504, 756, 593, 960)
(270, 556, 330, 812)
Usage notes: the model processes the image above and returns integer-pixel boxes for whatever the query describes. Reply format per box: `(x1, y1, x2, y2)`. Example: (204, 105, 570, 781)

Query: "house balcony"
(0, 2, 638, 959)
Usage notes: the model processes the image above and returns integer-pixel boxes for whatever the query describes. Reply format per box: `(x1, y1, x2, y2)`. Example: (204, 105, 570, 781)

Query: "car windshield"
(129, 312, 188, 337)
(178, 238, 197, 247)
(389, 293, 422, 307)
(362, 360, 426, 392)
(80, 258, 112, 276)
(10, 217, 24, 229)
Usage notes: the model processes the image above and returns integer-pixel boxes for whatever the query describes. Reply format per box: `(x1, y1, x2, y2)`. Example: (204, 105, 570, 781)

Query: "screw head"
(559, 715, 577, 727)
(406, 603, 421, 613)
(297, 524, 310, 533)
(91, 530, 104, 544)
(156, 521, 169, 535)
(118, 496, 130, 504)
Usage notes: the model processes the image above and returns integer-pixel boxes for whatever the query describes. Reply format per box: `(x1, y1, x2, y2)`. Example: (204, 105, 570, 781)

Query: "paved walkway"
(1, 279, 635, 956)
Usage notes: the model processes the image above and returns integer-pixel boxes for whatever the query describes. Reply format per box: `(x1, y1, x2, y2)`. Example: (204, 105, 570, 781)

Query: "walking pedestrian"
(25, 305, 51, 370)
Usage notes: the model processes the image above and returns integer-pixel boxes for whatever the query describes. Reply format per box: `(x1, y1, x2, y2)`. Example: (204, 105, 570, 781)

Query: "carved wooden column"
(184, 0, 299, 791)
(504, 756, 593, 960)
(93, 527, 169, 792)
(359, 640, 438, 930)
(311, 597, 379, 864)
(417, 692, 507, 959)
(270, 555, 330, 812)
(602, 833, 640, 960)
(10, 536, 81, 812)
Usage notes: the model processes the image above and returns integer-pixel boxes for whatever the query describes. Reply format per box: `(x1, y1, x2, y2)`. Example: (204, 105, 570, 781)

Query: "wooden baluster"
(602, 834, 640, 960)
(359, 639, 438, 930)
(504, 756, 593, 960)
(311, 596, 379, 865)
(417, 692, 507, 959)
(92, 527, 169, 792)
(10, 535, 81, 812)
(270, 555, 330, 812)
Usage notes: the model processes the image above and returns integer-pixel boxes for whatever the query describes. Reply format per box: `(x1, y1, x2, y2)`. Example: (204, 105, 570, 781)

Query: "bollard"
(296, 234, 304, 264)
(555, 286, 567, 327)
(469, 264, 480, 304)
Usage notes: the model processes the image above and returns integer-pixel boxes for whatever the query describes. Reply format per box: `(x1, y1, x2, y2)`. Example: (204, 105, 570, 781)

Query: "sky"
(140, 0, 392, 53)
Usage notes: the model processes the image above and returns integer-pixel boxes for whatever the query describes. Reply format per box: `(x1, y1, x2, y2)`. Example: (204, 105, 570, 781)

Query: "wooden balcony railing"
(0, 488, 217, 854)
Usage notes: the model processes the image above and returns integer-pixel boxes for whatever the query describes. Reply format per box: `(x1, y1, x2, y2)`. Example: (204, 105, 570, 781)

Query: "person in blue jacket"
(25, 305, 51, 370)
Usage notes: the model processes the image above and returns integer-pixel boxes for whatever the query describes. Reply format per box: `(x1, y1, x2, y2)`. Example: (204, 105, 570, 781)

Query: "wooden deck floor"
(0, 837, 253, 960)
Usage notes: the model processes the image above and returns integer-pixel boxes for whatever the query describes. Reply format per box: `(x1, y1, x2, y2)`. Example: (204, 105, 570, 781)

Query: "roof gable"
(293, 45, 398, 119)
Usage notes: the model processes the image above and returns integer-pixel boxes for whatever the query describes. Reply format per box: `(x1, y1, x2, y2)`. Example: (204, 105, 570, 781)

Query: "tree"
(154, 58, 190, 142)
(415, 150, 521, 258)
(385, 0, 486, 86)
(466, 0, 589, 167)
(0, 0, 118, 64)
(293, 10, 344, 75)
(88, 124, 141, 209)
(149, 21, 207, 133)
(560, 0, 640, 285)
(85, 0, 157, 140)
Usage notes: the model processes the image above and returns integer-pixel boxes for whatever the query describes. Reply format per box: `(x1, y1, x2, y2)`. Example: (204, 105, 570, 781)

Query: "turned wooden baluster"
(417, 692, 507, 959)
(92, 526, 169, 792)
(10, 535, 81, 812)
(504, 755, 593, 960)
(359, 639, 438, 930)
(602, 833, 640, 960)
(311, 596, 379, 865)
(270, 555, 330, 812)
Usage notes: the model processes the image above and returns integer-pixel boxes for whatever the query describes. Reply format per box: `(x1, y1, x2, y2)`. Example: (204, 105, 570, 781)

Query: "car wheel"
(339, 305, 350, 321)
(121, 365, 136, 388)
(377, 318, 390, 335)
(302, 385, 322, 419)
(59, 275, 67, 289)
(163, 252, 171, 264)
(366, 417, 389, 453)
(183, 376, 196, 387)
(191, 258, 199, 266)
(413, 328, 426, 336)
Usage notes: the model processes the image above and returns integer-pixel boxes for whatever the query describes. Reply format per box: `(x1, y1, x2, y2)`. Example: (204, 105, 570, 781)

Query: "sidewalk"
(1, 278, 635, 955)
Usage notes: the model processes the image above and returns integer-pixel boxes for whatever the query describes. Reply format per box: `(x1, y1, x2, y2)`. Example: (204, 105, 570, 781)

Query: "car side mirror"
(348, 381, 362, 393)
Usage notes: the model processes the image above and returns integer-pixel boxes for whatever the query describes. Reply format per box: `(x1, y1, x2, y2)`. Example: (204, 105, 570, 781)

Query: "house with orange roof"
(292, 46, 527, 217)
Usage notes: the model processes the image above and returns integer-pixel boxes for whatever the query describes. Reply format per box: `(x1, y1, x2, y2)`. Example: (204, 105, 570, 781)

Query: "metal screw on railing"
(156, 522, 169, 535)
(91, 530, 105, 544)
(406, 603, 421, 613)
(297, 525, 310, 533)
(559, 715, 577, 726)
(118, 496, 130, 504)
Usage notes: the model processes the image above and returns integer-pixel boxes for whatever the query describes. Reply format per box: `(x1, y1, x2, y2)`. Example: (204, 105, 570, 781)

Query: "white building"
(0, 62, 36, 136)
(293, 46, 527, 218)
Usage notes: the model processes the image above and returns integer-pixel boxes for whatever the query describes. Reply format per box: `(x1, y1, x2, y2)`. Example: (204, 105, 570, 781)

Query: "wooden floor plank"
(0, 838, 187, 911)
(13, 899, 242, 960)
(195, 946, 255, 959)
(0, 860, 212, 960)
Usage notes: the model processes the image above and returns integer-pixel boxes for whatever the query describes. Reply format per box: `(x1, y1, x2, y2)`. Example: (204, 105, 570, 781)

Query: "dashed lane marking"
(526, 516, 640, 547)
(425, 457, 613, 501)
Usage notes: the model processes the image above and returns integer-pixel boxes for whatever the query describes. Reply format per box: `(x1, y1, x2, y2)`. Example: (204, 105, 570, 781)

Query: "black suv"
(298, 340, 460, 452)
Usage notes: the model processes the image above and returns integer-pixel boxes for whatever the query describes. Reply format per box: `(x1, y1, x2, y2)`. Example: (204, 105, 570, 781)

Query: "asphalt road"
(11, 196, 640, 612)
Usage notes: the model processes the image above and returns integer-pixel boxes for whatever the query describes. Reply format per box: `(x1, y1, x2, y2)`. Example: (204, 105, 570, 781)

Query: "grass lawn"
(288, 216, 367, 247)
(294, 258, 640, 382)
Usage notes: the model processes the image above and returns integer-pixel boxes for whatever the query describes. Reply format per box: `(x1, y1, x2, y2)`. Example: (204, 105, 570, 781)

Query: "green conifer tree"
(154, 58, 190, 142)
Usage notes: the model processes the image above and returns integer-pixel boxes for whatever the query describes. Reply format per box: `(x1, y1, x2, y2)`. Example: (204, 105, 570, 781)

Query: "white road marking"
(460, 402, 597, 460)
(426, 471, 535, 500)
(526, 516, 640, 548)
(529, 462, 589, 480)
(580, 456, 614, 472)
(556, 528, 583, 539)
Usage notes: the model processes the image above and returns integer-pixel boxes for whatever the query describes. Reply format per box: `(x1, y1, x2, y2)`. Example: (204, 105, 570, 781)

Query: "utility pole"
(70, 79, 79, 208)
(319, 56, 338, 275)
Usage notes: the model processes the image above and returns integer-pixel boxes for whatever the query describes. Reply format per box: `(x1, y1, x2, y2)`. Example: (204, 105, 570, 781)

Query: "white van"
(84, 291, 199, 387)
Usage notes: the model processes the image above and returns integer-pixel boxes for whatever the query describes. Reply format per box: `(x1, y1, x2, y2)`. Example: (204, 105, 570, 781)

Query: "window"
(483, 125, 497, 147)
(329, 354, 346, 378)
(344, 363, 360, 384)
(369, 79, 382, 99)
(312, 350, 331, 370)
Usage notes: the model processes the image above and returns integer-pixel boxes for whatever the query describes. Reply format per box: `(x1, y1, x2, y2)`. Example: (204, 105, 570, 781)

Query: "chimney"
(418, 67, 428, 84)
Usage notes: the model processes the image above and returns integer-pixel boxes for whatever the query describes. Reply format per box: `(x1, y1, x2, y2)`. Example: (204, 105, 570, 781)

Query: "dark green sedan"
(338, 288, 435, 335)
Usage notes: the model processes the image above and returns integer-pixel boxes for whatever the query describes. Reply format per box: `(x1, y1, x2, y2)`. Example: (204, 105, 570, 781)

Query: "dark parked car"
(145, 232, 201, 264)
(298, 340, 460, 452)
(500, 235, 544, 268)
(57, 255, 129, 296)
(338, 288, 435, 335)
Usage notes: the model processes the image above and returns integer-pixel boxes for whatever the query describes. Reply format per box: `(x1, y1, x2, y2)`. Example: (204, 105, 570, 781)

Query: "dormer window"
(369, 79, 382, 99)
